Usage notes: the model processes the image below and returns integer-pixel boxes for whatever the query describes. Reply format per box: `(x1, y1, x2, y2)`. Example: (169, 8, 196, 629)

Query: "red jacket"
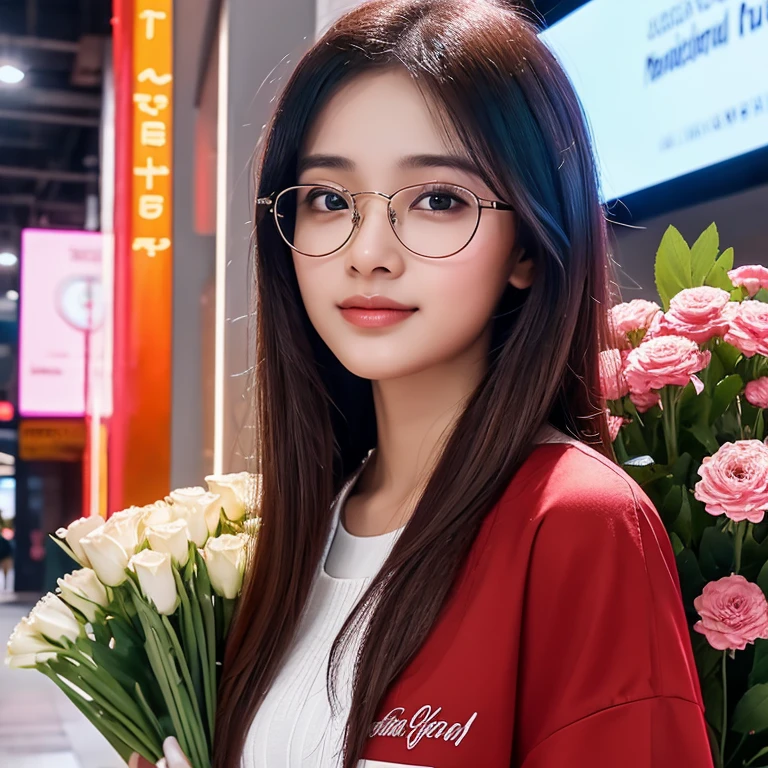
(359, 440, 714, 768)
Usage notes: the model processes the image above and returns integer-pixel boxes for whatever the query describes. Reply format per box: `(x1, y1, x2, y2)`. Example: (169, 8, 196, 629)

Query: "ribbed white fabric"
(240, 425, 576, 768)
(241, 456, 402, 768)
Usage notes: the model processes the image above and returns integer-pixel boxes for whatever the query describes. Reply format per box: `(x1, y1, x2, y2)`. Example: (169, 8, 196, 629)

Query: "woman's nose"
(344, 196, 405, 276)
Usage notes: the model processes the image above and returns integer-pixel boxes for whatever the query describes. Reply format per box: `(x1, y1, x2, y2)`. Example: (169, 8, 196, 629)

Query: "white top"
(240, 425, 576, 768)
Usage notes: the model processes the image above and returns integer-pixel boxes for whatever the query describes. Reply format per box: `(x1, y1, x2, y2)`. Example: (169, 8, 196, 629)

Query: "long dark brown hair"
(215, 2, 615, 767)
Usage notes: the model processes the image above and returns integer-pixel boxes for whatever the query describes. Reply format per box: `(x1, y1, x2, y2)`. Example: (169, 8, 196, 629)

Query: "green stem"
(39, 665, 136, 763)
(222, 598, 236, 638)
(728, 733, 748, 767)
(50, 658, 159, 760)
(188, 577, 214, 740)
(161, 614, 209, 762)
(734, 522, 746, 575)
(127, 580, 195, 762)
(661, 387, 679, 465)
(721, 650, 728, 767)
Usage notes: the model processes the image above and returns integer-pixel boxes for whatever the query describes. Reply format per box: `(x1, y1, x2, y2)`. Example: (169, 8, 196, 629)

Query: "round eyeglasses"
(256, 181, 514, 259)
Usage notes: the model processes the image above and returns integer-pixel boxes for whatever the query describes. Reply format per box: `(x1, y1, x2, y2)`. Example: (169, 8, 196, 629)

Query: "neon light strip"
(213, 0, 229, 475)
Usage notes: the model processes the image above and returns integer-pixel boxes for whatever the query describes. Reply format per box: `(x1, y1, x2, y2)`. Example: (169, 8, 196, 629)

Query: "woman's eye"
(307, 190, 349, 211)
(412, 191, 464, 212)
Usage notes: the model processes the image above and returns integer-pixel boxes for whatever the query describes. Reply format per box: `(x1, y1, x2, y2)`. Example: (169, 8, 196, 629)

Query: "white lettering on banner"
(140, 121, 167, 147)
(138, 194, 165, 220)
(369, 705, 478, 751)
(137, 68, 173, 86)
(133, 93, 169, 117)
(133, 157, 170, 191)
(138, 9, 167, 40)
(132, 237, 171, 258)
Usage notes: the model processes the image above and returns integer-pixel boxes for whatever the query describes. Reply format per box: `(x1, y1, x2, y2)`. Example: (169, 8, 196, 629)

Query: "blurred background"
(0, 0, 764, 765)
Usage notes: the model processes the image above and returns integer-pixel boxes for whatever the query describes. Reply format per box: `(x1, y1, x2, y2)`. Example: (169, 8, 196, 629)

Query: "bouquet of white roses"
(4, 472, 261, 768)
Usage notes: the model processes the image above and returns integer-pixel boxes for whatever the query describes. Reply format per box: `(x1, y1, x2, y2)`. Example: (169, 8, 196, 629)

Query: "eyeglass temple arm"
(256, 195, 274, 224)
(479, 199, 514, 211)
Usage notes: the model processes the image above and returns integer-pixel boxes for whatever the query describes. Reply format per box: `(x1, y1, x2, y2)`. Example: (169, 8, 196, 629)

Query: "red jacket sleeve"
(514, 478, 714, 767)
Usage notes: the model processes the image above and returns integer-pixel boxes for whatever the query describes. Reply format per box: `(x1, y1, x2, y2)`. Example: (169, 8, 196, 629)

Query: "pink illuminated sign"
(19, 229, 112, 417)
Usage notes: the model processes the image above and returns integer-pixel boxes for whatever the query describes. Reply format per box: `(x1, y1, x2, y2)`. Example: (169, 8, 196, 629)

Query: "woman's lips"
(339, 307, 418, 328)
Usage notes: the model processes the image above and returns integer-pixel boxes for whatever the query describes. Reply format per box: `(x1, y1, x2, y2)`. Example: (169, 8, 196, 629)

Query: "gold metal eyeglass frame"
(256, 181, 514, 259)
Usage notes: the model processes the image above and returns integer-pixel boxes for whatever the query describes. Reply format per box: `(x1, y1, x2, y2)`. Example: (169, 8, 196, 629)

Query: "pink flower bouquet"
(606, 223, 768, 767)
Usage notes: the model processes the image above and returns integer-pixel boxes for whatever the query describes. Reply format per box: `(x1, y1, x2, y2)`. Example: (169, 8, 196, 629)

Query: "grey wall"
(610, 183, 768, 303)
(171, 0, 216, 488)
(219, 0, 316, 472)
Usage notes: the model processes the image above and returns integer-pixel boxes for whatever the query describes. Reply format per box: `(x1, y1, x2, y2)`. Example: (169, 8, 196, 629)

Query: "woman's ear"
(508, 248, 534, 290)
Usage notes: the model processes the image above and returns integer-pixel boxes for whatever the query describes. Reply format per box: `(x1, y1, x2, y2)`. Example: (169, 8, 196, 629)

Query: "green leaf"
(746, 745, 768, 765)
(672, 488, 693, 548)
(701, 664, 724, 735)
(755, 288, 768, 303)
(690, 223, 720, 285)
(659, 484, 683, 527)
(693, 632, 723, 680)
(676, 548, 707, 609)
(751, 640, 768, 687)
(670, 531, 685, 556)
(671, 453, 693, 485)
(714, 341, 743, 374)
(704, 247, 735, 292)
(655, 225, 693, 310)
(710, 374, 744, 423)
(757, 561, 768, 600)
(754, 519, 768, 545)
(733, 684, 768, 735)
(706, 351, 725, 395)
(688, 421, 721, 454)
(690, 493, 714, 545)
(699, 526, 734, 581)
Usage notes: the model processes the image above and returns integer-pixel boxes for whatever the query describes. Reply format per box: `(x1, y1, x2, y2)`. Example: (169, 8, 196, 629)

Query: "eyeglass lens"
(274, 184, 481, 258)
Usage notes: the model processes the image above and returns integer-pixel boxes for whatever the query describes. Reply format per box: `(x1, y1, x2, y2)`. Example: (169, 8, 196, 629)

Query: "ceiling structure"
(0, 0, 111, 243)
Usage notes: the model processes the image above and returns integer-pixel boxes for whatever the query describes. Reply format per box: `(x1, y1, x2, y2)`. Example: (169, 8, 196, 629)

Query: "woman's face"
(292, 68, 533, 381)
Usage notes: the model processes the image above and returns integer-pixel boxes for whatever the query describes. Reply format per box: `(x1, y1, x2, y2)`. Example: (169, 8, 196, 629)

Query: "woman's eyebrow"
(296, 153, 482, 178)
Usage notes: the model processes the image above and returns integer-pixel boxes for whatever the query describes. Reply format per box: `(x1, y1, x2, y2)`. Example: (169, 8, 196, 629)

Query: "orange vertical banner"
(111, 0, 173, 510)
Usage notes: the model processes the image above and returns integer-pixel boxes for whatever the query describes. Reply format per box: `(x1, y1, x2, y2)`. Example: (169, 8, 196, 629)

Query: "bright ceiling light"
(5, 290, 18, 301)
(0, 252, 17, 267)
(0, 65, 25, 85)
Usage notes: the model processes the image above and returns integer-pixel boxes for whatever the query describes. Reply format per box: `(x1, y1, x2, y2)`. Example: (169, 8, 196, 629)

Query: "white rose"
(146, 519, 190, 567)
(130, 550, 178, 615)
(5, 616, 60, 668)
(55, 515, 104, 567)
(169, 487, 220, 546)
(139, 501, 175, 534)
(204, 472, 252, 522)
(57, 568, 109, 623)
(27, 594, 82, 646)
(203, 533, 249, 599)
(80, 529, 130, 587)
(102, 508, 145, 557)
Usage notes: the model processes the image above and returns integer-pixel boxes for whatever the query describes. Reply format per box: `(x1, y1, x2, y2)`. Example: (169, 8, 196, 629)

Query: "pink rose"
(629, 389, 661, 413)
(624, 335, 710, 396)
(694, 440, 768, 523)
(723, 301, 768, 358)
(728, 265, 768, 298)
(599, 349, 629, 401)
(609, 300, 662, 348)
(694, 575, 768, 651)
(746, 378, 768, 409)
(651, 287, 730, 344)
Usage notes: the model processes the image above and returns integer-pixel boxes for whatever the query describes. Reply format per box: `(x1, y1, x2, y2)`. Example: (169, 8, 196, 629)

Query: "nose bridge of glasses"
(350, 190, 398, 227)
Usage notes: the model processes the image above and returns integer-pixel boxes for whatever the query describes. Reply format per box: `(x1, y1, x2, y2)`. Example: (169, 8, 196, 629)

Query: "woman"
(132, 1, 714, 766)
